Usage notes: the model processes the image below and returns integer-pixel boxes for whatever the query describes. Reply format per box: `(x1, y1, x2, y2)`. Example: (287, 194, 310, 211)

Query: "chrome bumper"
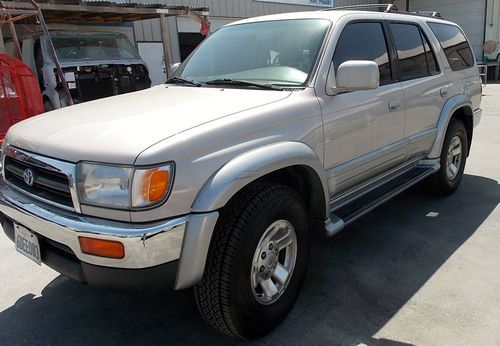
(0, 182, 186, 269)
(0, 182, 219, 290)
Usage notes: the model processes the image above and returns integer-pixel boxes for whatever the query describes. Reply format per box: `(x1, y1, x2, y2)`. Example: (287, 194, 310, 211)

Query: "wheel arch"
(428, 94, 474, 158)
(450, 106, 473, 156)
(191, 141, 329, 220)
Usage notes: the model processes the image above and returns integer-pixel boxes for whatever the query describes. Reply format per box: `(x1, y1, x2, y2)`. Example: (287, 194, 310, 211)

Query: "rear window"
(428, 22, 474, 71)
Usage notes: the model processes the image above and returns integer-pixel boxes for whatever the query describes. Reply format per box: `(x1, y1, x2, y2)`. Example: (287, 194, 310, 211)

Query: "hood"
(6, 86, 291, 164)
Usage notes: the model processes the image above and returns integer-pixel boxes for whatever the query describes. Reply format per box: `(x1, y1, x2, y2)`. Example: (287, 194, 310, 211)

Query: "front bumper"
(0, 182, 219, 292)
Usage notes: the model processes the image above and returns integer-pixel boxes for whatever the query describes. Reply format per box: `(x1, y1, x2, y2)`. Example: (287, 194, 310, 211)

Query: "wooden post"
(159, 14, 172, 79)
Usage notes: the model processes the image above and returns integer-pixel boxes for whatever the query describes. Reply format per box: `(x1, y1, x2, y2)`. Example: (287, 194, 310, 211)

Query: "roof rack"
(324, 4, 398, 12)
(412, 11, 442, 18)
(325, 3, 443, 19)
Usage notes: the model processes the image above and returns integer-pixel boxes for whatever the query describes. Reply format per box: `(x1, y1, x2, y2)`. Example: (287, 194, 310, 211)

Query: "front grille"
(4, 155, 73, 207)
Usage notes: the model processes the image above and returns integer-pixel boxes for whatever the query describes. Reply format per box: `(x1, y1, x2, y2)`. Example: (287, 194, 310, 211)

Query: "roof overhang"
(0, 0, 209, 23)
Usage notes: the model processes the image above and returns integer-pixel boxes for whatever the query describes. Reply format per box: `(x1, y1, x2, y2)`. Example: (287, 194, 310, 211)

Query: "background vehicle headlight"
(77, 163, 174, 209)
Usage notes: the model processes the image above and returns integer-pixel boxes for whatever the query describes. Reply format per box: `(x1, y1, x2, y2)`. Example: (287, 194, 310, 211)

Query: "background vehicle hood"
(6, 86, 291, 164)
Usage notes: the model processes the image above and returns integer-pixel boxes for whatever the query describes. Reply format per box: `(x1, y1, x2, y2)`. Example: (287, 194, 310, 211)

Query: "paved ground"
(0, 86, 499, 346)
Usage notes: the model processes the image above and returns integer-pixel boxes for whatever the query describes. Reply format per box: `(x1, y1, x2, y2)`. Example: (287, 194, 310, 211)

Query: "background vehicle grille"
(4, 156, 73, 207)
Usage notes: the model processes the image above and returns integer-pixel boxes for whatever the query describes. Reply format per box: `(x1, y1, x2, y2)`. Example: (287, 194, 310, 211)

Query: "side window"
(333, 22, 392, 84)
(390, 23, 429, 80)
(428, 22, 474, 71)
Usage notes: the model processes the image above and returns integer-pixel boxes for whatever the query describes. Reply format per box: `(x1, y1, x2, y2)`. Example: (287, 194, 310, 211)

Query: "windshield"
(53, 33, 141, 62)
(177, 19, 331, 86)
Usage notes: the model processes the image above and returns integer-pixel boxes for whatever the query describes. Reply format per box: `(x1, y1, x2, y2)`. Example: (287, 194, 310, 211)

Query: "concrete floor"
(0, 86, 499, 345)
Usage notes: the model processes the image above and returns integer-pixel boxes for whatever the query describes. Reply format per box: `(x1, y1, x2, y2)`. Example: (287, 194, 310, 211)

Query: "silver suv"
(0, 7, 482, 339)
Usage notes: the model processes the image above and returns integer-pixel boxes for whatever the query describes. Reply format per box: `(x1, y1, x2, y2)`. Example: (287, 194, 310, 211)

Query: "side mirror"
(326, 60, 380, 95)
(171, 62, 181, 74)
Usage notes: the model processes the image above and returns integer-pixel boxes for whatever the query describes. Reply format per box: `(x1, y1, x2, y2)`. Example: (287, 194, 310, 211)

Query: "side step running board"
(325, 166, 435, 237)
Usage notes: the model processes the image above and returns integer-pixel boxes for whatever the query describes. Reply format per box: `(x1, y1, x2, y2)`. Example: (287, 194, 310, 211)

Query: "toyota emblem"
(23, 169, 35, 186)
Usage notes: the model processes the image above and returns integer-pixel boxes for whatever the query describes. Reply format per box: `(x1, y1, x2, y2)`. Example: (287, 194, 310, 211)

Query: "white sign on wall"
(254, 0, 334, 7)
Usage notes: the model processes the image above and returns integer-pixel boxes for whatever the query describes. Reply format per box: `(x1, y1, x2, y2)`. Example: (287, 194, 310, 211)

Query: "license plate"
(14, 223, 41, 265)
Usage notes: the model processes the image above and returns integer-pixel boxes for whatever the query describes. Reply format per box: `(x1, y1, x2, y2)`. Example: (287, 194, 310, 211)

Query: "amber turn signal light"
(142, 169, 170, 203)
(79, 237, 125, 259)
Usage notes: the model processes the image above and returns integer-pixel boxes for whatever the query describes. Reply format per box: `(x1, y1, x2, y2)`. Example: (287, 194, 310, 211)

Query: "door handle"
(389, 100, 401, 112)
(440, 88, 448, 97)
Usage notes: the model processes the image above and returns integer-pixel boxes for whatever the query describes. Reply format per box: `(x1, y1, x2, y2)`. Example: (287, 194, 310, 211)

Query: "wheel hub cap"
(251, 220, 297, 305)
(446, 136, 462, 180)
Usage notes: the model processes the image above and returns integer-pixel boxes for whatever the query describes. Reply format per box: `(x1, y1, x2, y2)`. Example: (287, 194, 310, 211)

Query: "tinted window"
(333, 22, 392, 84)
(390, 23, 428, 80)
(428, 22, 474, 71)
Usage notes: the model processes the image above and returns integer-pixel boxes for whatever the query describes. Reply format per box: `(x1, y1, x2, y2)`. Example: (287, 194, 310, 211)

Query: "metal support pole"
(29, 0, 73, 106)
(159, 13, 173, 79)
(0, 25, 5, 53)
(7, 15, 21, 58)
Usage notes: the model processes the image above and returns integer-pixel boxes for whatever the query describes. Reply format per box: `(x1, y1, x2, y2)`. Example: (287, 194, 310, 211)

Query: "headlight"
(77, 162, 174, 209)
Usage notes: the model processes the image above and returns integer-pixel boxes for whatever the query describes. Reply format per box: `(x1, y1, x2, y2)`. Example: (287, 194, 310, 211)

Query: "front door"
(321, 21, 406, 195)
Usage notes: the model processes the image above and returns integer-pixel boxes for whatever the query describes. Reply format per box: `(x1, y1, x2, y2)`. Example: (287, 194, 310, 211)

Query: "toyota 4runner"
(0, 7, 482, 339)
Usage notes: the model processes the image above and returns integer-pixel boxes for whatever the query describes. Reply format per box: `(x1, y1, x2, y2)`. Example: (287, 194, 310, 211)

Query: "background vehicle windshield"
(178, 19, 331, 86)
(53, 33, 141, 62)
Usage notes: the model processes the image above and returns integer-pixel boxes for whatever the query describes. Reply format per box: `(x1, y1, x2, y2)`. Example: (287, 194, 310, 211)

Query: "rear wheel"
(194, 184, 309, 339)
(427, 118, 468, 196)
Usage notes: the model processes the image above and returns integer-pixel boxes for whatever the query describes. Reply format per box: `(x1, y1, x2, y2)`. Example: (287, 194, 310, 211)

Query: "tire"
(427, 118, 468, 196)
(194, 184, 310, 339)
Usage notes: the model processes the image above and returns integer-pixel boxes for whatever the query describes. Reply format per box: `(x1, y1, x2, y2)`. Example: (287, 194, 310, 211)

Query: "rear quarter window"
(428, 22, 474, 71)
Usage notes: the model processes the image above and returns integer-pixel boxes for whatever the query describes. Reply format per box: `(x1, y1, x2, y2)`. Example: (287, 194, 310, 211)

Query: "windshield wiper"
(205, 79, 283, 91)
(165, 76, 202, 87)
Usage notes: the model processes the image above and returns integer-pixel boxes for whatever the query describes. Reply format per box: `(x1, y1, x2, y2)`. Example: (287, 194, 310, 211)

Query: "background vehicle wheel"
(427, 118, 468, 196)
(194, 184, 310, 339)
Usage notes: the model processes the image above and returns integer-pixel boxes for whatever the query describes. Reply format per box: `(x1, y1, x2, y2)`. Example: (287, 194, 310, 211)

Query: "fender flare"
(427, 94, 473, 159)
(191, 141, 329, 217)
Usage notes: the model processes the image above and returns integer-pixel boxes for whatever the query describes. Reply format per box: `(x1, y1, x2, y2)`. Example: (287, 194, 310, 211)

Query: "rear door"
(387, 21, 447, 159)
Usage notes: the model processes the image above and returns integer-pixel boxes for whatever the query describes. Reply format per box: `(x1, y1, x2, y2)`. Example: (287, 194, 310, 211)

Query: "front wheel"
(194, 184, 309, 339)
(427, 118, 468, 196)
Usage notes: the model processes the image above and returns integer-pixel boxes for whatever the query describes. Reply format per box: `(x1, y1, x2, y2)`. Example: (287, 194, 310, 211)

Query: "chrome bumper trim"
(0, 182, 186, 269)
